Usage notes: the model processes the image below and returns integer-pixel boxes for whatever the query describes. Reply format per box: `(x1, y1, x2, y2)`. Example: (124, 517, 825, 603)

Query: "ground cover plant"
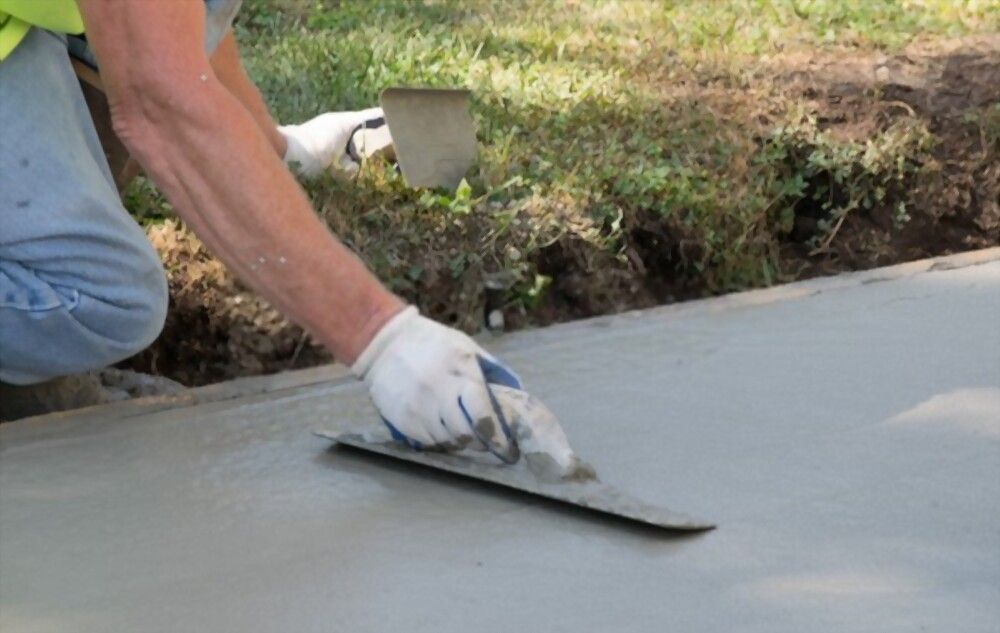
(125, 0, 1000, 384)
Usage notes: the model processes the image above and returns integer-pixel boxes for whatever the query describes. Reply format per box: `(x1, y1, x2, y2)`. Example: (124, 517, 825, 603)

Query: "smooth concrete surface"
(2, 252, 999, 633)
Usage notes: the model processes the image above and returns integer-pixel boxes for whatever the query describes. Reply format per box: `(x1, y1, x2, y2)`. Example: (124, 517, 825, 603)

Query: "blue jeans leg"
(0, 29, 168, 385)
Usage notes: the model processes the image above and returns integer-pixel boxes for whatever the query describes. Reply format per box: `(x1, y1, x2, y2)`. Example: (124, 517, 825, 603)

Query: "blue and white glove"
(489, 384, 595, 481)
(351, 307, 523, 463)
(278, 107, 387, 177)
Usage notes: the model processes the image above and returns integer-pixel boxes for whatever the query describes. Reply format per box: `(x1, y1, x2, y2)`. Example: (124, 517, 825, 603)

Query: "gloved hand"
(351, 307, 523, 463)
(490, 385, 595, 482)
(278, 107, 387, 177)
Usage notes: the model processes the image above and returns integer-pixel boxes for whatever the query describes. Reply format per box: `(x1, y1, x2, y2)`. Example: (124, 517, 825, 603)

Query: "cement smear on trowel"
(523, 451, 597, 483)
(491, 384, 596, 482)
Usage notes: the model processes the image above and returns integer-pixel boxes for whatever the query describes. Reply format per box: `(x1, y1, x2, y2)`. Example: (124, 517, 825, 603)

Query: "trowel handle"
(346, 116, 395, 163)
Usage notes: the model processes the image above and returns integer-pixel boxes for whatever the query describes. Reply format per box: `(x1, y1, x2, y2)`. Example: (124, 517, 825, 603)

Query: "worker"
(0, 0, 556, 461)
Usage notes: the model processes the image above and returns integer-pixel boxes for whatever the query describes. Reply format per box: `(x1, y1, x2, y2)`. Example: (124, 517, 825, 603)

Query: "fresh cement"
(2, 251, 998, 633)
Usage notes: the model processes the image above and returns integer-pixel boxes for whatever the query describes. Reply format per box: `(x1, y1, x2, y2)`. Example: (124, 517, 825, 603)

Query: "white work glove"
(352, 306, 524, 463)
(491, 385, 596, 482)
(278, 107, 386, 177)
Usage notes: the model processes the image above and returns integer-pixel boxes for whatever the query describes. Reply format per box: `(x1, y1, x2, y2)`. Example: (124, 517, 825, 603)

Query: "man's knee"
(78, 241, 168, 356)
(128, 259, 169, 351)
(0, 239, 167, 385)
(115, 262, 168, 354)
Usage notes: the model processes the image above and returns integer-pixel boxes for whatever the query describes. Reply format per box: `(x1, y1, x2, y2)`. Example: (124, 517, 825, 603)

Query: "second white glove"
(278, 107, 386, 177)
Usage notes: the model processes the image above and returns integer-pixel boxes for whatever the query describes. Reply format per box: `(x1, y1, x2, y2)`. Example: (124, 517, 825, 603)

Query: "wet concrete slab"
(2, 251, 999, 633)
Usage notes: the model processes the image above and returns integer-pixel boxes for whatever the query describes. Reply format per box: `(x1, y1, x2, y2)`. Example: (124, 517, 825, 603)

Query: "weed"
(762, 112, 934, 252)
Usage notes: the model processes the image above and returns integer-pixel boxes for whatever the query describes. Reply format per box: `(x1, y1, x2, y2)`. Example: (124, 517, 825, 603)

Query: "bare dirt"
(773, 35, 999, 275)
(124, 36, 999, 387)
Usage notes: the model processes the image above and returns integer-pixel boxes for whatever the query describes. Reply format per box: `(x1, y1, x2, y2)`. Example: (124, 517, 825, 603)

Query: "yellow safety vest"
(0, 0, 84, 61)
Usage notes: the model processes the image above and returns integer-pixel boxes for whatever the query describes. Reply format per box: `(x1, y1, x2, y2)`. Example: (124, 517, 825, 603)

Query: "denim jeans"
(0, 0, 241, 384)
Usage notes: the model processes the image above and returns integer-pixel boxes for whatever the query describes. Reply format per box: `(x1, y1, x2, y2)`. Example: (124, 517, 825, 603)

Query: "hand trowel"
(317, 386, 714, 532)
(347, 87, 478, 191)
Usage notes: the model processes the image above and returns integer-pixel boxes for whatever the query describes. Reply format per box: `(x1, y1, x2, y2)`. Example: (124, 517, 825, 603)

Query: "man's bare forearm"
(210, 32, 287, 157)
(78, 0, 403, 363)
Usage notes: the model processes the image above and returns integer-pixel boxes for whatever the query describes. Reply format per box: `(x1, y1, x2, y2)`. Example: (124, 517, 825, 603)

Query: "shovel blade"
(380, 87, 478, 190)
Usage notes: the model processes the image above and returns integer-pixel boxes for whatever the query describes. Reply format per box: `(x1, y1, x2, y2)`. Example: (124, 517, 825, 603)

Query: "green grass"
(131, 0, 998, 333)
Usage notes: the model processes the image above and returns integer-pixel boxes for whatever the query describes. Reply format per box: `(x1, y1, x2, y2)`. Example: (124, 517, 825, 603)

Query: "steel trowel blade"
(317, 431, 715, 533)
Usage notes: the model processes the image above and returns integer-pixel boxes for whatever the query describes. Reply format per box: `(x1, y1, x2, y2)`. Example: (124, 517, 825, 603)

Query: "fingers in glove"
(345, 117, 393, 167)
(380, 415, 443, 449)
(456, 382, 520, 463)
(378, 401, 451, 451)
(381, 417, 424, 450)
(354, 106, 385, 123)
(439, 399, 487, 452)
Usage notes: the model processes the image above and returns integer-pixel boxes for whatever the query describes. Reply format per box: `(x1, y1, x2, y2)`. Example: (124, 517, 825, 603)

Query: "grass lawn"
(127, 0, 1000, 383)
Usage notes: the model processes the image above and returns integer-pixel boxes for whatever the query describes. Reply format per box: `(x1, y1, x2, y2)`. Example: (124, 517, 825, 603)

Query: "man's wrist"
(350, 306, 420, 378)
(330, 292, 408, 367)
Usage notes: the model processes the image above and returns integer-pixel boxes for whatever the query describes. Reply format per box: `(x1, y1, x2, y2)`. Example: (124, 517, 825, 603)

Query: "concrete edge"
(4, 247, 998, 429)
(0, 363, 354, 432)
(491, 246, 1000, 351)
